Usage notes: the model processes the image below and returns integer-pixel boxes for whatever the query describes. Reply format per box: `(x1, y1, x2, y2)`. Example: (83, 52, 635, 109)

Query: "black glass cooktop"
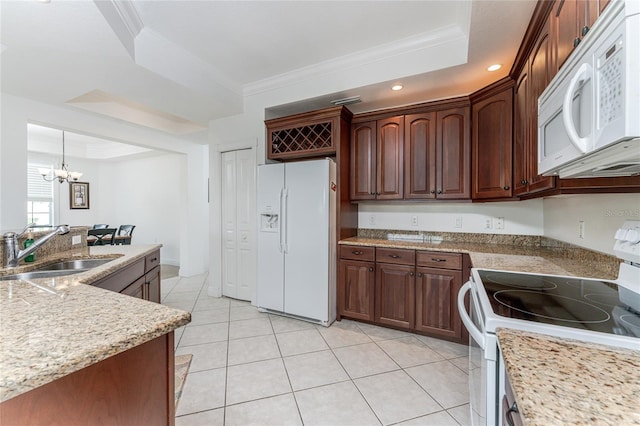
(477, 270, 640, 337)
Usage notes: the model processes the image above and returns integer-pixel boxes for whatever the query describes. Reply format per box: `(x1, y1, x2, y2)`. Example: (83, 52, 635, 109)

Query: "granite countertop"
(0, 244, 191, 403)
(339, 237, 618, 279)
(497, 328, 640, 426)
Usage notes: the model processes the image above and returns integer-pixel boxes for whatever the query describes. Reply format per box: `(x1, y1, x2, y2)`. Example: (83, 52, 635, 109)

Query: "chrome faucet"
(2, 224, 70, 268)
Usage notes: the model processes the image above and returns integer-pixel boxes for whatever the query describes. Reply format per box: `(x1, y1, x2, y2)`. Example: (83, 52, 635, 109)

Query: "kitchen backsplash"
(357, 228, 621, 278)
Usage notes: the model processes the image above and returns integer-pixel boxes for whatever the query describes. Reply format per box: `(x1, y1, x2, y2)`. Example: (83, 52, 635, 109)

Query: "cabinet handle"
(370, 192, 375, 196)
(505, 402, 519, 426)
(417, 272, 423, 278)
(437, 189, 442, 194)
(581, 25, 589, 37)
(431, 258, 447, 262)
(352, 251, 362, 255)
(409, 271, 414, 276)
(376, 192, 381, 196)
(150, 257, 158, 262)
(369, 267, 374, 272)
(573, 37, 581, 47)
(521, 179, 527, 185)
(389, 254, 400, 259)
(430, 190, 435, 194)
(503, 186, 510, 191)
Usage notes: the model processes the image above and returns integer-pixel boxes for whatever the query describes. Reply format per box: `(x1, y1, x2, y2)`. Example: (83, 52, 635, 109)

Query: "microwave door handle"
(562, 62, 592, 154)
(458, 281, 486, 349)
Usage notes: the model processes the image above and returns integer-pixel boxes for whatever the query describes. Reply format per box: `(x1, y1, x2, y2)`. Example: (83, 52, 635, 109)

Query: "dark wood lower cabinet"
(375, 263, 415, 330)
(415, 267, 463, 340)
(338, 259, 375, 321)
(91, 249, 162, 303)
(0, 333, 175, 426)
(338, 246, 467, 343)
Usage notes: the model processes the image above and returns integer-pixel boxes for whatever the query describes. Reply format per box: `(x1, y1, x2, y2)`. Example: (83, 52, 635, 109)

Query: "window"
(27, 163, 54, 226)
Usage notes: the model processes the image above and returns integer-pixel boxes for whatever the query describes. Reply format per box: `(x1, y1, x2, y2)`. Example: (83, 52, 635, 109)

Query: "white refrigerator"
(256, 158, 337, 326)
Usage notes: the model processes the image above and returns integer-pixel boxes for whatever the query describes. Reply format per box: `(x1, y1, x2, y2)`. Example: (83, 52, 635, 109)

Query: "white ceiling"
(1, 0, 536, 149)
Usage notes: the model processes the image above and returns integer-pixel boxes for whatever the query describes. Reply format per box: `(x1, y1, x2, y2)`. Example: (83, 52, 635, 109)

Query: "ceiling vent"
(330, 96, 362, 106)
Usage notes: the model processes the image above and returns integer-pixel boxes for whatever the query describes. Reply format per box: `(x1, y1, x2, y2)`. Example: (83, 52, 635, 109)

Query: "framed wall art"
(70, 182, 90, 209)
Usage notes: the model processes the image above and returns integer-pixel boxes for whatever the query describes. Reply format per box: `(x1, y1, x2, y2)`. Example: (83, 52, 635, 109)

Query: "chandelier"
(38, 130, 83, 183)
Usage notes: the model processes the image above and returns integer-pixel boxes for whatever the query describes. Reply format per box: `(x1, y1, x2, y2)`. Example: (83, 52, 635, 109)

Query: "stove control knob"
(624, 229, 640, 244)
(615, 228, 628, 240)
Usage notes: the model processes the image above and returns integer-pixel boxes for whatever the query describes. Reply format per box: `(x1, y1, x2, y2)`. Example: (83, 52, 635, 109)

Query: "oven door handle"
(458, 281, 485, 349)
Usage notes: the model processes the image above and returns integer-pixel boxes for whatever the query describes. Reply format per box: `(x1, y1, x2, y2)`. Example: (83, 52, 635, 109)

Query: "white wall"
(357, 199, 544, 235)
(543, 193, 640, 256)
(1, 93, 209, 276)
(101, 154, 184, 265)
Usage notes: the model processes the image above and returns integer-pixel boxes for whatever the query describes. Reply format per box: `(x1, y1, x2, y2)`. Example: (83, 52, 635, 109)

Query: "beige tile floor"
(162, 273, 472, 426)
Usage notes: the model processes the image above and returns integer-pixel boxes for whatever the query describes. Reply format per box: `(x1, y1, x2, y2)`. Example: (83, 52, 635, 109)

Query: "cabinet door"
(436, 107, 471, 199)
(513, 68, 529, 196)
(145, 265, 161, 303)
(472, 87, 513, 199)
(376, 117, 404, 200)
(122, 276, 145, 300)
(375, 263, 415, 330)
(350, 122, 377, 200)
(339, 260, 375, 321)
(528, 22, 556, 194)
(553, 0, 579, 70)
(404, 113, 437, 199)
(415, 267, 463, 340)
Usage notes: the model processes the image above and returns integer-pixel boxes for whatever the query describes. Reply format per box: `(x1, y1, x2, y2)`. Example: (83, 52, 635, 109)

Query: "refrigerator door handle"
(282, 187, 289, 253)
(279, 188, 285, 253)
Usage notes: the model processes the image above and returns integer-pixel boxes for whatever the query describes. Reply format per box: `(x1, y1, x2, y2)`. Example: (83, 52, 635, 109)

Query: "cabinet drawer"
(145, 250, 160, 273)
(416, 251, 462, 270)
(375, 248, 415, 265)
(340, 245, 375, 261)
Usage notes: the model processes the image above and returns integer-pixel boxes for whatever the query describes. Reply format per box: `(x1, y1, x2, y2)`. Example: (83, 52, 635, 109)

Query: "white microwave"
(538, 0, 640, 179)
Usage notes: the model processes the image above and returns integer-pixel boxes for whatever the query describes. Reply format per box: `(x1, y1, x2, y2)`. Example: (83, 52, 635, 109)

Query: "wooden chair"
(115, 225, 135, 245)
(87, 228, 116, 246)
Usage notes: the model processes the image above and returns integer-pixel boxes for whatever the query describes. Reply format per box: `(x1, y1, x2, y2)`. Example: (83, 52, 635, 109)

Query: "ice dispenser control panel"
(260, 211, 279, 233)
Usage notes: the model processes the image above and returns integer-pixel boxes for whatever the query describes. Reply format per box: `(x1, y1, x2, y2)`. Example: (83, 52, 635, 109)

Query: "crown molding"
(243, 24, 467, 98)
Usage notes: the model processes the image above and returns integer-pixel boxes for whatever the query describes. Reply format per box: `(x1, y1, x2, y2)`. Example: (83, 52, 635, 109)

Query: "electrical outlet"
(578, 221, 586, 239)
(411, 215, 418, 226)
(369, 215, 376, 225)
(494, 217, 504, 229)
(72, 235, 81, 245)
(485, 219, 492, 229)
(455, 217, 462, 228)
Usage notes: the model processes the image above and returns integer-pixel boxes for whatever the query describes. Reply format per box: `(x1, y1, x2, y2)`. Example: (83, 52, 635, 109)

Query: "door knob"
(430, 190, 435, 194)
(417, 272, 423, 278)
(409, 271, 414, 276)
(503, 186, 510, 190)
(369, 267, 374, 272)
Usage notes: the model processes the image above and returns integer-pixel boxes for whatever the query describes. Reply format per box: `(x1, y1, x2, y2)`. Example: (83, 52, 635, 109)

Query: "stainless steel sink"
(0, 257, 118, 281)
(33, 258, 116, 271)
(0, 269, 86, 281)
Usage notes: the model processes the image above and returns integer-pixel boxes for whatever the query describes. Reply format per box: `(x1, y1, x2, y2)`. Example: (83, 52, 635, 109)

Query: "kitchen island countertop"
(339, 237, 618, 279)
(0, 244, 191, 402)
(497, 328, 640, 426)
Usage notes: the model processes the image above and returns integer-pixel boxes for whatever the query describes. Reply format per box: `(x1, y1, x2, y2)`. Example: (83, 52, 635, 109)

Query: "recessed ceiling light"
(391, 85, 404, 91)
(487, 64, 502, 72)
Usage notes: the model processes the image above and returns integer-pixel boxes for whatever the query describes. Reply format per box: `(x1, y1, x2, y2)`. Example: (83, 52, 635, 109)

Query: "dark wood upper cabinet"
(436, 107, 471, 199)
(377, 117, 404, 200)
(527, 19, 557, 194)
(513, 70, 529, 196)
(552, 0, 602, 71)
(350, 121, 376, 200)
(472, 79, 514, 200)
(404, 113, 437, 199)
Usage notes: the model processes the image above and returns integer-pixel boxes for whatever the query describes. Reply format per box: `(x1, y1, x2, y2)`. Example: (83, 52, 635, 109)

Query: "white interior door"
(221, 149, 255, 301)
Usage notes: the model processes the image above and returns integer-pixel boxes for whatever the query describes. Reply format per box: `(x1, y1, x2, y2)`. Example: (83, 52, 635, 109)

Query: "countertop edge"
(0, 244, 191, 403)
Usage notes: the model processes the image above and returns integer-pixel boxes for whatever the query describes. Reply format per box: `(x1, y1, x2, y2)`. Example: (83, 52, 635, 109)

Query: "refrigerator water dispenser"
(260, 213, 279, 232)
